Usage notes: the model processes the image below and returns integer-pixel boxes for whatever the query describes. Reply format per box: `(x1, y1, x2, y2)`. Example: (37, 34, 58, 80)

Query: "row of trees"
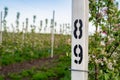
(0, 1, 120, 79)
(89, 0, 120, 79)
(0, 7, 71, 34)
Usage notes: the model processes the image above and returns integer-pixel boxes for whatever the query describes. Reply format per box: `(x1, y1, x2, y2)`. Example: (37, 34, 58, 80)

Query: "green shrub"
(20, 70, 29, 77)
(0, 75, 4, 80)
(46, 70, 57, 77)
(32, 72, 48, 80)
(8, 73, 22, 80)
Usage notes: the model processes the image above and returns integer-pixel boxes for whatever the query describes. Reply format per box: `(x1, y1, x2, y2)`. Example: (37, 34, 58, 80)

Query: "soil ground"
(0, 54, 60, 76)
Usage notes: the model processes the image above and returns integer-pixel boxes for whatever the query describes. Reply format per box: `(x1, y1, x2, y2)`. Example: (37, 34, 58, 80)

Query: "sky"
(0, 0, 120, 33)
(0, 0, 71, 32)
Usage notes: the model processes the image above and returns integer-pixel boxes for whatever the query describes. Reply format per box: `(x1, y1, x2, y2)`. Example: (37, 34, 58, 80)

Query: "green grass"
(0, 33, 71, 80)
(4, 55, 71, 80)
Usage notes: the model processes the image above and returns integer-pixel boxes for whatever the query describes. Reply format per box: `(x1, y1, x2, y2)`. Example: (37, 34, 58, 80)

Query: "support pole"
(71, 0, 89, 80)
(0, 11, 2, 44)
(51, 10, 55, 58)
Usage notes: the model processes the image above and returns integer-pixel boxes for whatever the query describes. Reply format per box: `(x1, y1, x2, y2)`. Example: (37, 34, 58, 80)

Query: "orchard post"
(51, 10, 55, 58)
(71, 0, 88, 80)
(0, 11, 2, 44)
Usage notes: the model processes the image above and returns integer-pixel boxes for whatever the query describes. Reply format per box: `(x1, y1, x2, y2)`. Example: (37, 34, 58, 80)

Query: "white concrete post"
(51, 10, 55, 58)
(71, 0, 89, 80)
(0, 11, 2, 44)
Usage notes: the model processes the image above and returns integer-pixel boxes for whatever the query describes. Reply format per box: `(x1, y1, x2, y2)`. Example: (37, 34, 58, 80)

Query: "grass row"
(0, 55, 71, 80)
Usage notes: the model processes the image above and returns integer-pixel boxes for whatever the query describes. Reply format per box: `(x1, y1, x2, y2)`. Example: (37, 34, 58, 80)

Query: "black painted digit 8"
(74, 19, 83, 39)
(74, 44, 83, 64)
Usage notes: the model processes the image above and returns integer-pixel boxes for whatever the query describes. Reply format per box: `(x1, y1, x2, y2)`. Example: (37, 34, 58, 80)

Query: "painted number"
(74, 44, 83, 64)
(73, 19, 83, 64)
(74, 19, 83, 39)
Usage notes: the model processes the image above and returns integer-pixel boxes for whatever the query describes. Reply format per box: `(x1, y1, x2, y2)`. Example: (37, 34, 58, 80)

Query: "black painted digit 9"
(74, 44, 83, 64)
(74, 19, 83, 39)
